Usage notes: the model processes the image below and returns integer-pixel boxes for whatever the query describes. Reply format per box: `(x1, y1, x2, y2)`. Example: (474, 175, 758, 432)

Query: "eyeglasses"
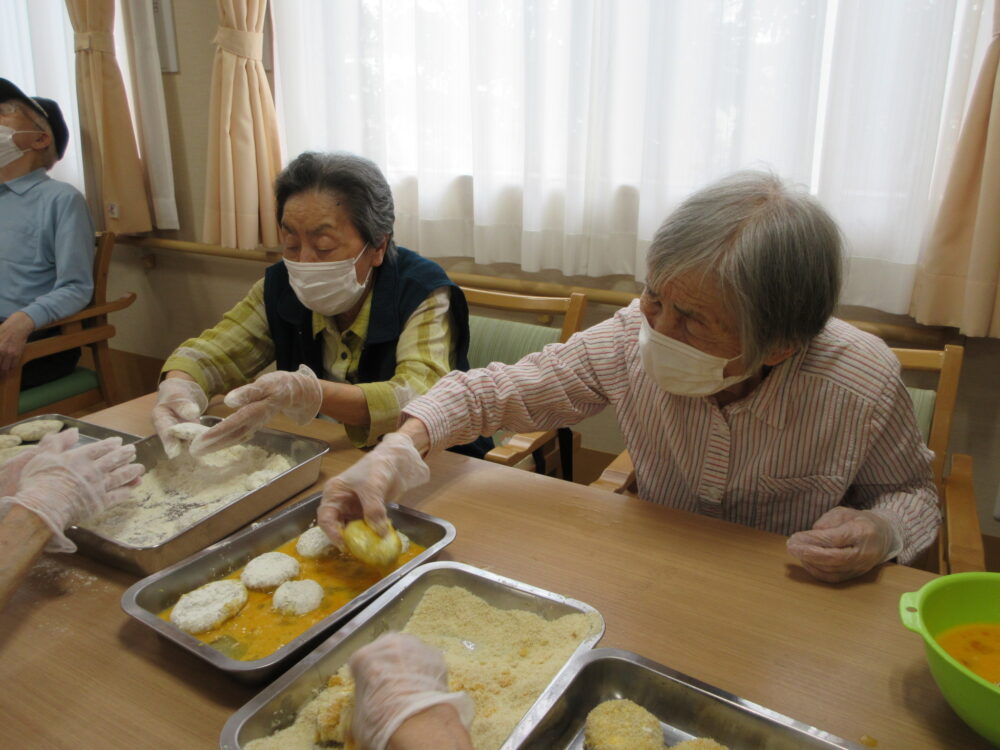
(0, 101, 21, 116)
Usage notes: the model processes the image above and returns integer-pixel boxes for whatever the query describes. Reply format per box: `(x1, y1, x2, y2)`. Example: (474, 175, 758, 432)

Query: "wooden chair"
(590, 344, 985, 574)
(0, 232, 137, 425)
(461, 287, 587, 479)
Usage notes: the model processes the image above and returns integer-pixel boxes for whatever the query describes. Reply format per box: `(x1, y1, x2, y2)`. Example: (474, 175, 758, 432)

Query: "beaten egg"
(160, 533, 424, 661)
(936, 622, 1000, 686)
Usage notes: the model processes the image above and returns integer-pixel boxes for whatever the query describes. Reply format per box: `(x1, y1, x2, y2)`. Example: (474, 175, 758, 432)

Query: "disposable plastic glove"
(0, 427, 79, 497)
(786, 506, 902, 583)
(189, 364, 323, 457)
(0, 437, 145, 553)
(349, 633, 474, 750)
(152, 378, 209, 458)
(317, 432, 429, 549)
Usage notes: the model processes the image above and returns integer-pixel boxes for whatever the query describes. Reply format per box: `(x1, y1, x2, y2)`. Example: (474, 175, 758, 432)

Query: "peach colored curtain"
(910, 3, 1000, 336)
(202, 0, 281, 250)
(65, 0, 152, 234)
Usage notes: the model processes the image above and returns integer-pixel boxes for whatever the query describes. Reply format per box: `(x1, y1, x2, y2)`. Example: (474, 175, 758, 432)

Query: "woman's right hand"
(152, 377, 208, 458)
(317, 431, 429, 549)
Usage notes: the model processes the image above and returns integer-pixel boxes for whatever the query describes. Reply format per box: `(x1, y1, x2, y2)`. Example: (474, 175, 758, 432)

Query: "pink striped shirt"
(404, 301, 940, 563)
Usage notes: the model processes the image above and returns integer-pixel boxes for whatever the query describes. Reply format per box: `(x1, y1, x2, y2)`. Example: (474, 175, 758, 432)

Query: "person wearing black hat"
(0, 78, 95, 389)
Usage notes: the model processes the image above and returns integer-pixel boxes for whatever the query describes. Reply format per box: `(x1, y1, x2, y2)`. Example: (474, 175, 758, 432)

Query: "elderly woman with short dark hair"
(318, 171, 941, 583)
(152, 151, 485, 457)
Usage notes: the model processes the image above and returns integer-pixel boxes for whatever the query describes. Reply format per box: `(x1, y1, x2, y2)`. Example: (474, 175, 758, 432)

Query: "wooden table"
(0, 395, 986, 749)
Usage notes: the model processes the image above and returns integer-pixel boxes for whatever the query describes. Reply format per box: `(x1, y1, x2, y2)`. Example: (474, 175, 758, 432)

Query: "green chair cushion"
(468, 315, 565, 470)
(906, 386, 936, 445)
(468, 315, 562, 370)
(19, 367, 100, 415)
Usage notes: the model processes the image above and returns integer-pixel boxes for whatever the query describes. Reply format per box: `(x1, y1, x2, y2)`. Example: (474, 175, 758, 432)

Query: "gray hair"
(646, 171, 842, 371)
(274, 151, 397, 258)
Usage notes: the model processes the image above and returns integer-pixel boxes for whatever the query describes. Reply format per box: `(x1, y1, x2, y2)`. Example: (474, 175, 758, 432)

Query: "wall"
(105, 0, 1000, 537)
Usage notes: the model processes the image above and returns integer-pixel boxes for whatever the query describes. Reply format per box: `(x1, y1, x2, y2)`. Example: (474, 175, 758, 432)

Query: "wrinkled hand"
(152, 378, 209, 458)
(0, 427, 79, 497)
(189, 365, 323, 457)
(317, 433, 429, 549)
(1, 436, 145, 552)
(787, 507, 901, 583)
(0, 313, 34, 377)
(349, 633, 474, 750)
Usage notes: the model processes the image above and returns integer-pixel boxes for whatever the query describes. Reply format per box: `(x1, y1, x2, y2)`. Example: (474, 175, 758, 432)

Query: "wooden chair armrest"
(590, 449, 635, 494)
(20, 325, 116, 364)
(484, 430, 557, 466)
(35, 292, 137, 331)
(942, 454, 986, 573)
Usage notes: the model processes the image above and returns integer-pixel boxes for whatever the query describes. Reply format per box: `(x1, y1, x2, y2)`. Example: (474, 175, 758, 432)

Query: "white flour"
(80, 445, 293, 547)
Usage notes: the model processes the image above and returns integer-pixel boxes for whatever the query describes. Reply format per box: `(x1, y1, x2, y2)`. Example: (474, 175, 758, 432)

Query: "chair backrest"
(461, 288, 587, 369)
(892, 345, 963, 493)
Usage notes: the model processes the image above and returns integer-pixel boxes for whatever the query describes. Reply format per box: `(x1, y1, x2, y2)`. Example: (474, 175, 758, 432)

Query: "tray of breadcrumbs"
(220, 561, 605, 750)
(68, 416, 328, 575)
(503, 648, 868, 750)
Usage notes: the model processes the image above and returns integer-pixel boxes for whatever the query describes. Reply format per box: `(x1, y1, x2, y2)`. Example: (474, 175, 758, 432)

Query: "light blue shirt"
(0, 169, 95, 328)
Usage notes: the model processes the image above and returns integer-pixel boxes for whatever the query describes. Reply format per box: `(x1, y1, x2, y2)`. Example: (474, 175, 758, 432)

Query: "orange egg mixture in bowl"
(160, 535, 424, 661)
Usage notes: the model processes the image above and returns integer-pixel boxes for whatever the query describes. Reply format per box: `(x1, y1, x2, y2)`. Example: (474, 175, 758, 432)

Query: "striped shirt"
(163, 279, 455, 447)
(404, 300, 940, 563)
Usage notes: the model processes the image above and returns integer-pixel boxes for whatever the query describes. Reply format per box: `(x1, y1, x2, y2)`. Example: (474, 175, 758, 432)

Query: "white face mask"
(0, 125, 36, 169)
(285, 244, 371, 316)
(638, 317, 749, 397)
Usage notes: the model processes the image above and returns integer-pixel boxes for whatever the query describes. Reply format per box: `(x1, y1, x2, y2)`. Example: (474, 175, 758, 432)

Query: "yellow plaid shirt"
(163, 278, 456, 447)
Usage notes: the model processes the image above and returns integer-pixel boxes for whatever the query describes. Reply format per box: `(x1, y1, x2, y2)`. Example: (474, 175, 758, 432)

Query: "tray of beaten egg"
(122, 492, 456, 683)
(68, 416, 329, 575)
(220, 561, 605, 750)
(504, 647, 868, 750)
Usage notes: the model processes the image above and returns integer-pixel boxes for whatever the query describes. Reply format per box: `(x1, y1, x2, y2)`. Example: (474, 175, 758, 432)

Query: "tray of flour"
(68, 416, 329, 575)
(0, 414, 141, 462)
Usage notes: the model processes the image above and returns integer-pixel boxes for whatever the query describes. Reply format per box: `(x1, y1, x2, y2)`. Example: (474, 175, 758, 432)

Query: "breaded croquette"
(584, 698, 663, 750)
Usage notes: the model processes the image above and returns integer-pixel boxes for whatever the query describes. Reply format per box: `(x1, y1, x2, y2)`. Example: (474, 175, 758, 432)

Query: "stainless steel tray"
(70, 416, 328, 575)
(122, 494, 456, 683)
(503, 648, 866, 749)
(220, 561, 605, 748)
(1, 413, 140, 446)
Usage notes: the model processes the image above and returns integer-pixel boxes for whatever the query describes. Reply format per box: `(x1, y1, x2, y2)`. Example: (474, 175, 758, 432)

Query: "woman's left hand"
(786, 507, 901, 582)
(190, 365, 323, 456)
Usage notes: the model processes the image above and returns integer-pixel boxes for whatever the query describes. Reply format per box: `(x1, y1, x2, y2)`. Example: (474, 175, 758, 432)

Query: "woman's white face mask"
(638, 317, 749, 397)
(0, 124, 38, 168)
(285, 244, 370, 316)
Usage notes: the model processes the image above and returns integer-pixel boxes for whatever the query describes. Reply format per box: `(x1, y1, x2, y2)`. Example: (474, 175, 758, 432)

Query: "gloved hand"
(189, 365, 323, 457)
(0, 427, 79, 497)
(0, 436, 145, 553)
(786, 506, 902, 583)
(153, 378, 209, 458)
(317, 432, 429, 549)
(349, 633, 474, 750)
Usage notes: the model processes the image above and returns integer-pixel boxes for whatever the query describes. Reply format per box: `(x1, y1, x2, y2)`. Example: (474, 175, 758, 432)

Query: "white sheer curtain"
(272, 0, 991, 313)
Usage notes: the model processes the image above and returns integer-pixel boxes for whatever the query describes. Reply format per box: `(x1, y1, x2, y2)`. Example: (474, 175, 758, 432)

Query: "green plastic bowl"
(899, 572, 1000, 746)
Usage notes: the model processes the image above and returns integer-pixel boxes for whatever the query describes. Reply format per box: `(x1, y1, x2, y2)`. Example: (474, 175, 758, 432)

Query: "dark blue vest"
(263, 247, 491, 458)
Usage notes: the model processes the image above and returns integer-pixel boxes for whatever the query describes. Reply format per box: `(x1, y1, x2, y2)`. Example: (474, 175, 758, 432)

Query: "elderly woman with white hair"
(317, 171, 940, 583)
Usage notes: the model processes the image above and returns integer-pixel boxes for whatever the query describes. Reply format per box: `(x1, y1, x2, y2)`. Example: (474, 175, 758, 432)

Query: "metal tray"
(122, 494, 456, 683)
(1, 413, 140, 446)
(220, 561, 605, 747)
(503, 648, 866, 749)
(69, 416, 328, 575)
